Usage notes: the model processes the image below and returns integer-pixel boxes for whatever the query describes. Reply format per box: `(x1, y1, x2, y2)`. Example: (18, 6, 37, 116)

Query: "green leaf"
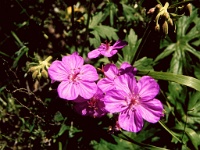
(122, 29, 140, 63)
(89, 12, 106, 28)
(54, 111, 64, 122)
(137, 70, 200, 92)
(154, 43, 176, 64)
(134, 57, 154, 71)
(93, 25, 118, 40)
(185, 128, 200, 150)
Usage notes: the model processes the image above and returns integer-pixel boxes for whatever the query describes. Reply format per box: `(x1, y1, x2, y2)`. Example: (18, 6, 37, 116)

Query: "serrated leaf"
(57, 124, 69, 137)
(122, 29, 140, 63)
(134, 57, 154, 71)
(154, 43, 176, 64)
(93, 25, 118, 40)
(54, 111, 64, 122)
(89, 12, 106, 28)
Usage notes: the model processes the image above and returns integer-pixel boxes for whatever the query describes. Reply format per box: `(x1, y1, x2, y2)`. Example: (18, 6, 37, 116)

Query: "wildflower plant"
(1, 0, 200, 149)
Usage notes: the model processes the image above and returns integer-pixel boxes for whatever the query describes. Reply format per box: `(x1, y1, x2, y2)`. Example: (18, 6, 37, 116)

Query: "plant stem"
(81, 0, 92, 55)
(131, 21, 152, 65)
(71, 4, 77, 51)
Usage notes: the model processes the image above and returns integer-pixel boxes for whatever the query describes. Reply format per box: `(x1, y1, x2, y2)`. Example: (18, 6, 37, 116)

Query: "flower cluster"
(48, 40, 164, 132)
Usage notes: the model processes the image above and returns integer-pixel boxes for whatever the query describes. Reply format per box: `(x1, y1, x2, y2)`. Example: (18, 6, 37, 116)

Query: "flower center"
(126, 93, 140, 111)
(69, 69, 80, 83)
(101, 41, 111, 52)
(87, 97, 98, 110)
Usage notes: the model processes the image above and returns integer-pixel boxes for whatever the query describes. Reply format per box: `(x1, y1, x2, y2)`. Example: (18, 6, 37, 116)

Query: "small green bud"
(32, 70, 39, 79)
(163, 12, 169, 20)
(167, 18, 173, 26)
(155, 4, 162, 12)
(41, 69, 48, 79)
(155, 24, 160, 32)
(37, 72, 42, 80)
(28, 66, 38, 72)
(162, 21, 168, 35)
(185, 3, 192, 16)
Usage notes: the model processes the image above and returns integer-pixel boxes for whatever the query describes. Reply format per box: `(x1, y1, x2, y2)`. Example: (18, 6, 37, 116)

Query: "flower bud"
(163, 12, 170, 20)
(155, 4, 162, 12)
(32, 70, 39, 79)
(41, 69, 48, 79)
(28, 66, 38, 72)
(155, 24, 160, 32)
(37, 72, 42, 80)
(167, 18, 173, 26)
(162, 21, 168, 35)
(185, 3, 192, 16)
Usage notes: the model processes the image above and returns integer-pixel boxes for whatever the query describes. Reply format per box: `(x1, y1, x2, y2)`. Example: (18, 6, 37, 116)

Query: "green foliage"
(1, 0, 200, 149)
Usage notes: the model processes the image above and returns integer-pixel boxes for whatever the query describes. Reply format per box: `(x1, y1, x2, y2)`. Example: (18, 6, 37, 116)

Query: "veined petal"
(101, 49, 117, 57)
(88, 49, 101, 59)
(80, 64, 99, 81)
(78, 81, 97, 99)
(119, 62, 137, 75)
(114, 74, 137, 94)
(112, 40, 128, 49)
(103, 64, 119, 80)
(97, 78, 115, 92)
(62, 54, 84, 70)
(137, 76, 160, 100)
(139, 98, 163, 123)
(103, 90, 128, 113)
(48, 60, 69, 81)
(118, 108, 143, 132)
(57, 81, 79, 100)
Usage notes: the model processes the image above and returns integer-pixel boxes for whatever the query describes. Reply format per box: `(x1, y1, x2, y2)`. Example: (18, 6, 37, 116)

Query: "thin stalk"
(81, 0, 92, 55)
(71, 4, 77, 51)
(118, 132, 170, 150)
(159, 120, 182, 143)
(131, 21, 152, 65)
(168, 0, 194, 9)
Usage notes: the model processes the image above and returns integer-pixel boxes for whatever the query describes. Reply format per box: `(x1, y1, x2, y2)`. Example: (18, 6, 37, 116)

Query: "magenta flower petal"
(88, 49, 101, 59)
(73, 88, 107, 118)
(119, 62, 137, 75)
(114, 74, 137, 94)
(62, 54, 84, 70)
(80, 64, 99, 81)
(137, 76, 160, 101)
(103, 64, 119, 79)
(112, 40, 128, 49)
(57, 81, 79, 100)
(118, 108, 143, 132)
(97, 78, 115, 92)
(100, 48, 117, 57)
(78, 81, 97, 99)
(48, 53, 98, 101)
(103, 90, 128, 113)
(48, 60, 69, 81)
(88, 39, 127, 58)
(139, 99, 163, 123)
(102, 73, 163, 132)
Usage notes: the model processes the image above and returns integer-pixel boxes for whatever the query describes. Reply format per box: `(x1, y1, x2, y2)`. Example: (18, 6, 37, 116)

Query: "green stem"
(118, 132, 170, 150)
(159, 121, 182, 143)
(168, 0, 194, 9)
(71, 4, 77, 51)
(81, 0, 92, 55)
(131, 21, 152, 65)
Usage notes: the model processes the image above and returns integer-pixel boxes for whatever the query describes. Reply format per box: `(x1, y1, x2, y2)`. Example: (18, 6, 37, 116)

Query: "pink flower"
(97, 62, 137, 92)
(48, 52, 99, 100)
(73, 88, 107, 118)
(103, 74, 163, 132)
(88, 40, 127, 59)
